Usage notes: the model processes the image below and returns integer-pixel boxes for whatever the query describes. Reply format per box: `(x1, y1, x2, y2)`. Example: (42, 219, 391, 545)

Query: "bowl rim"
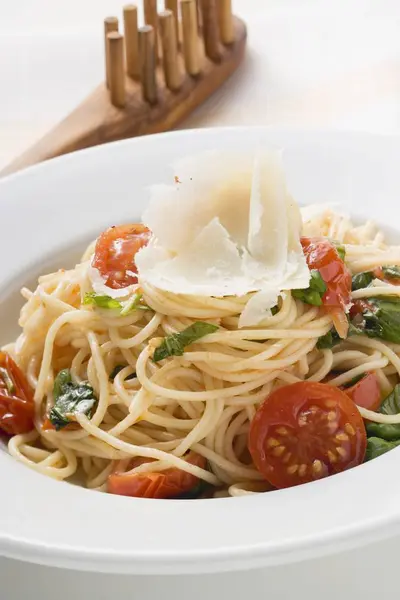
(2, 126, 400, 575)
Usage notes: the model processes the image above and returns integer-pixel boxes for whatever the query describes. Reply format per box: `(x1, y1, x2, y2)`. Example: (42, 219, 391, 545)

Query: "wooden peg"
(159, 11, 181, 91)
(216, 0, 234, 45)
(196, 0, 203, 31)
(143, 0, 159, 60)
(181, 0, 201, 76)
(139, 25, 157, 104)
(199, 0, 221, 62)
(165, 0, 179, 47)
(108, 32, 126, 107)
(123, 5, 140, 79)
(104, 17, 119, 88)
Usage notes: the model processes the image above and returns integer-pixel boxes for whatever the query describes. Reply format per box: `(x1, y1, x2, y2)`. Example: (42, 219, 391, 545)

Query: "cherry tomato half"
(248, 382, 367, 489)
(344, 372, 381, 412)
(301, 237, 352, 338)
(0, 352, 34, 435)
(373, 267, 400, 286)
(92, 224, 151, 290)
(107, 451, 206, 499)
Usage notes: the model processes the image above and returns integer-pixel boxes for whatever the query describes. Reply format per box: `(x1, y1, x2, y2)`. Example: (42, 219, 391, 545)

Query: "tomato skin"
(344, 373, 381, 412)
(0, 352, 34, 435)
(301, 238, 352, 337)
(107, 451, 206, 499)
(373, 267, 400, 286)
(248, 382, 367, 489)
(92, 224, 151, 290)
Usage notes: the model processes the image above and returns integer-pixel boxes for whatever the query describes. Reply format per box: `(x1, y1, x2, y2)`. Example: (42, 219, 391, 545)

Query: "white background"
(1, 0, 400, 170)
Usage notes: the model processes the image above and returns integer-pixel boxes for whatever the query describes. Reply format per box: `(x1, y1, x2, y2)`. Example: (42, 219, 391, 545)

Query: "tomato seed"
(327, 450, 337, 463)
(312, 459, 323, 473)
(267, 438, 280, 448)
(298, 464, 307, 477)
(287, 464, 298, 475)
(335, 432, 349, 442)
(345, 423, 356, 436)
(272, 446, 285, 457)
(276, 426, 289, 436)
(282, 452, 292, 464)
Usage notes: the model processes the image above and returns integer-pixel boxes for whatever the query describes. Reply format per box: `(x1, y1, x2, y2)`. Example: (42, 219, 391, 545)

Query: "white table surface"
(1, 0, 400, 171)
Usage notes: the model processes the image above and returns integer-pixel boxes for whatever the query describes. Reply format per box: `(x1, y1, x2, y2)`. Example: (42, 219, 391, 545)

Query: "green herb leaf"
(84, 292, 150, 315)
(332, 242, 346, 261)
(317, 329, 341, 349)
(109, 365, 136, 381)
(292, 270, 327, 306)
(49, 369, 97, 431)
(366, 384, 400, 441)
(382, 266, 400, 280)
(361, 297, 400, 343)
(343, 373, 365, 388)
(271, 305, 279, 316)
(316, 321, 361, 350)
(53, 368, 72, 399)
(120, 293, 151, 315)
(84, 292, 122, 310)
(352, 271, 374, 291)
(365, 437, 400, 461)
(153, 322, 219, 362)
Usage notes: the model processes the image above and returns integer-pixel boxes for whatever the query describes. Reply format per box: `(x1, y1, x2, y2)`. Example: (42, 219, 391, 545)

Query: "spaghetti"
(3, 208, 400, 498)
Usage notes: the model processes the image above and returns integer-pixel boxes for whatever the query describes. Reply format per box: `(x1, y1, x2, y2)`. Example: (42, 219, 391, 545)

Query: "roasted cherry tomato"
(92, 224, 151, 290)
(373, 267, 400, 286)
(108, 451, 206, 498)
(301, 237, 352, 338)
(344, 373, 381, 412)
(0, 352, 34, 435)
(349, 299, 373, 320)
(248, 382, 367, 489)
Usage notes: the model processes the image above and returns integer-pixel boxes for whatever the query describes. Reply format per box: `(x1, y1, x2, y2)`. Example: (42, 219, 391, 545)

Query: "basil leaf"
(109, 365, 136, 381)
(120, 293, 151, 316)
(365, 437, 400, 461)
(382, 266, 400, 280)
(352, 272, 373, 291)
(361, 297, 400, 343)
(316, 321, 361, 349)
(343, 373, 365, 388)
(53, 368, 72, 399)
(333, 243, 346, 261)
(153, 322, 219, 362)
(292, 270, 327, 306)
(176, 479, 211, 500)
(366, 384, 400, 441)
(317, 329, 341, 349)
(84, 292, 122, 310)
(49, 369, 97, 431)
(84, 292, 150, 315)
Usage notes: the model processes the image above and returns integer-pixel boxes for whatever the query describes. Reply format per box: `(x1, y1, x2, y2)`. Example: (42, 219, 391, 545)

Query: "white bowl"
(2, 127, 400, 576)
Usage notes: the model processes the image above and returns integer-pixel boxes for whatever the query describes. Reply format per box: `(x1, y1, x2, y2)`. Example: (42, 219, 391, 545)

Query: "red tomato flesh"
(92, 224, 151, 290)
(248, 382, 367, 489)
(301, 237, 352, 338)
(0, 352, 34, 435)
(108, 451, 206, 499)
(344, 373, 381, 412)
(373, 267, 400, 286)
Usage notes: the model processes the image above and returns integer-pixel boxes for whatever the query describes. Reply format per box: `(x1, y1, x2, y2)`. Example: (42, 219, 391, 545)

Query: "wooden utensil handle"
(2, 16, 246, 178)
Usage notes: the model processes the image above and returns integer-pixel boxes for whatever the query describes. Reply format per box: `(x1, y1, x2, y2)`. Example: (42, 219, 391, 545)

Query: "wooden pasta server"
(2, 0, 247, 176)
